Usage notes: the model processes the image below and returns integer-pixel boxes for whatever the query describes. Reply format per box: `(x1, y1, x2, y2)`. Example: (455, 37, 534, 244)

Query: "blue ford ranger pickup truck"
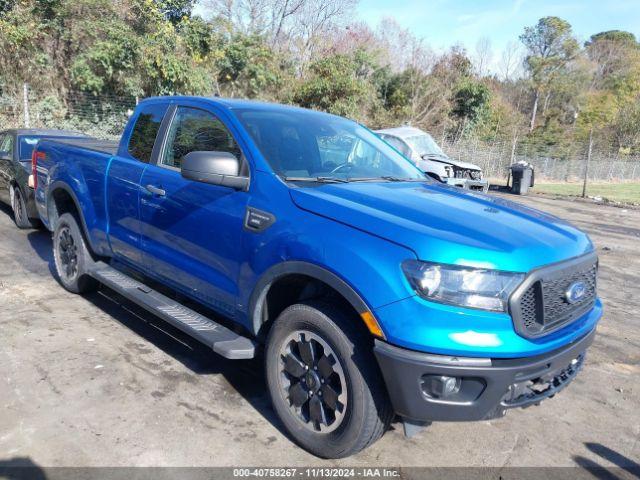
(33, 96, 602, 458)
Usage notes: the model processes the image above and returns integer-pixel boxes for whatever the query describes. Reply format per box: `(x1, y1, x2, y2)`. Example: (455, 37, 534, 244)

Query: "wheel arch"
(249, 261, 384, 340)
(47, 181, 95, 254)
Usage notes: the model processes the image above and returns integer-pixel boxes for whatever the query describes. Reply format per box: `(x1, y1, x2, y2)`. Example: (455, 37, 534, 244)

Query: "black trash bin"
(510, 163, 534, 195)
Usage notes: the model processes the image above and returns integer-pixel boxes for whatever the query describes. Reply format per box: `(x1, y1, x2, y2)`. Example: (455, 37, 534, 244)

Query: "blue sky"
(357, 0, 640, 54)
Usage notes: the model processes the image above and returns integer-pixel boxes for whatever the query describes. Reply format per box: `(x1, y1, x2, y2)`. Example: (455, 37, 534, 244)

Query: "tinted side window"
(161, 107, 242, 170)
(127, 103, 168, 163)
(0, 134, 14, 157)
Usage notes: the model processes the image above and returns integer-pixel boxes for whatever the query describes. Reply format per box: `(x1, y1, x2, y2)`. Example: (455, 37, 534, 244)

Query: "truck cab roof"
(139, 96, 342, 117)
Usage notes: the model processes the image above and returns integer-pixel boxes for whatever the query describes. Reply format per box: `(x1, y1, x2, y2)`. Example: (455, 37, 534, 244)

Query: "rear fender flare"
(46, 181, 95, 252)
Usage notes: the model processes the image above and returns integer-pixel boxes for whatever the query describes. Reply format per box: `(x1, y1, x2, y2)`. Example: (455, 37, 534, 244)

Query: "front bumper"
(445, 177, 489, 192)
(374, 328, 595, 422)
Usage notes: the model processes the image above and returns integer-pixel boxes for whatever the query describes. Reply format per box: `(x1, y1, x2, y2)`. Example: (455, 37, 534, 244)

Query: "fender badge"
(244, 207, 275, 232)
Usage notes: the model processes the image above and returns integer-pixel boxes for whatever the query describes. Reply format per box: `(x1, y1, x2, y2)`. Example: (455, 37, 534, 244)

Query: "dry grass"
(489, 178, 640, 204)
(530, 182, 640, 204)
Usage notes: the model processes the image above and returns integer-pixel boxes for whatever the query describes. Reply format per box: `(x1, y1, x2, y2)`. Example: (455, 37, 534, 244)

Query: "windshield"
(235, 108, 425, 182)
(18, 137, 44, 160)
(405, 133, 447, 158)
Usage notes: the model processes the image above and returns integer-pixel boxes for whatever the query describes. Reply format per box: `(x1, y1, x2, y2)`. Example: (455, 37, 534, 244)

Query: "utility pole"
(510, 132, 518, 164)
(582, 128, 593, 198)
(23, 83, 30, 128)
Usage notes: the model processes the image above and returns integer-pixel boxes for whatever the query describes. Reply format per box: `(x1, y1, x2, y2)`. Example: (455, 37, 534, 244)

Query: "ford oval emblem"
(565, 281, 587, 304)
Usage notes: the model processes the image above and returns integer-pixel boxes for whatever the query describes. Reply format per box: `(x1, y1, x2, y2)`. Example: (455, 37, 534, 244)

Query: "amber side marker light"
(360, 311, 385, 339)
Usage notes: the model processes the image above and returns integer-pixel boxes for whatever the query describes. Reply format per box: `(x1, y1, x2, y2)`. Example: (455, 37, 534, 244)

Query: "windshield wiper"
(284, 176, 350, 184)
(348, 176, 427, 183)
(285, 175, 427, 184)
(380, 176, 427, 182)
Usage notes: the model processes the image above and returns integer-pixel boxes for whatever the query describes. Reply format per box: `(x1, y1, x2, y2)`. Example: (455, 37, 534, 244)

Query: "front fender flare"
(248, 261, 375, 336)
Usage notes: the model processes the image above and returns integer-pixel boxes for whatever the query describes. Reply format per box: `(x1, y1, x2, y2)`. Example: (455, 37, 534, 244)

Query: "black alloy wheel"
(278, 330, 348, 433)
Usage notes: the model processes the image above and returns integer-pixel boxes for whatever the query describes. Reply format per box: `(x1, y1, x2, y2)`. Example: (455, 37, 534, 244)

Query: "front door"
(139, 105, 250, 317)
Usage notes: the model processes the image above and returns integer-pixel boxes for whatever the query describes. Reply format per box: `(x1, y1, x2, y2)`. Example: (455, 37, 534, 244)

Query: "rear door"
(0, 133, 15, 203)
(138, 104, 250, 317)
(105, 102, 169, 267)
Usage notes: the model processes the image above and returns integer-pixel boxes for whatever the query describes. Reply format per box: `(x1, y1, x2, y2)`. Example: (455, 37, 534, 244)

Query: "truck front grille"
(452, 167, 482, 180)
(510, 253, 598, 338)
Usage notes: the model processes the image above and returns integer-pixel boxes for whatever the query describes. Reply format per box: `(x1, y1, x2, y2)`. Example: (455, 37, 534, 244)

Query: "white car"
(375, 126, 488, 192)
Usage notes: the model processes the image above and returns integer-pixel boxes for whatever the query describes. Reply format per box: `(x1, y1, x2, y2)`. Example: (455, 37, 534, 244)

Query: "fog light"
(421, 375, 461, 399)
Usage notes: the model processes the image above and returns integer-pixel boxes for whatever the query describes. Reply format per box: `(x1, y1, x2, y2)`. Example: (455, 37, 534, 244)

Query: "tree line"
(1, 0, 639, 157)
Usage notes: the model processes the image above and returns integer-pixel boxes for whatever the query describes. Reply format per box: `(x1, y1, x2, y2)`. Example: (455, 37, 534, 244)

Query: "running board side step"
(89, 262, 256, 359)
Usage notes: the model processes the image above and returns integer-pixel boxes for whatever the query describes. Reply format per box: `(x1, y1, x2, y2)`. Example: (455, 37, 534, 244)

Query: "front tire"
(265, 301, 393, 458)
(53, 213, 98, 294)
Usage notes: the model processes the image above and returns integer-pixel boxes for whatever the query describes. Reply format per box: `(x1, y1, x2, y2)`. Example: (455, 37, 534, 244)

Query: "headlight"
(402, 260, 524, 312)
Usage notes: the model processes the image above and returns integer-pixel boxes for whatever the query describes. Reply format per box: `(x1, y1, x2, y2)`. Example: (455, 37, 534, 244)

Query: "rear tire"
(11, 187, 40, 229)
(53, 213, 98, 294)
(265, 301, 393, 458)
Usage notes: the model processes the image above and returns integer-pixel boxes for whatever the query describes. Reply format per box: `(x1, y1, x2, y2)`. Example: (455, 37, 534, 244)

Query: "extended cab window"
(128, 103, 167, 163)
(161, 107, 242, 170)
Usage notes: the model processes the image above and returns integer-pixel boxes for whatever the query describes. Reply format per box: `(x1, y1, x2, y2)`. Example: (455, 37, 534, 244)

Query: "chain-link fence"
(442, 137, 640, 182)
(0, 85, 135, 140)
(3, 85, 640, 182)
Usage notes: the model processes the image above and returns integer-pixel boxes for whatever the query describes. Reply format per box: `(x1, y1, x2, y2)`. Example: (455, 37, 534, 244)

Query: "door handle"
(145, 184, 166, 196)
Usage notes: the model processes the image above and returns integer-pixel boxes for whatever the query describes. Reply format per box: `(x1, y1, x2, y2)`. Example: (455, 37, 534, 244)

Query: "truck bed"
(34, 136, 117, 242)
(48, 137, 119, 156)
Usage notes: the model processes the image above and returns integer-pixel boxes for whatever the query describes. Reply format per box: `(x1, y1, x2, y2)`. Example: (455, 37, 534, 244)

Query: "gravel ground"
(0, 192, 638, 469)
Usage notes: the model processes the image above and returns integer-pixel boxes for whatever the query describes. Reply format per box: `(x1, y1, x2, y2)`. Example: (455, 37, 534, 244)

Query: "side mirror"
(181, 151, 249, 190)
(0, 151, 10, 161)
